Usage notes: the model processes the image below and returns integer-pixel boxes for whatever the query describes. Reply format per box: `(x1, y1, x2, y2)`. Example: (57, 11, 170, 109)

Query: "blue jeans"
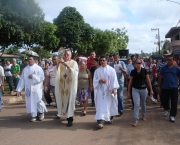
(132, 88, 148, 122)
(13, 78, 19, 90)
(117, 83, 124, 112)
(0, 91, 2, 109)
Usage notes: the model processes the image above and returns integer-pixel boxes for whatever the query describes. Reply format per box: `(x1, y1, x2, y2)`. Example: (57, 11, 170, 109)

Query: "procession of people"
(0, 49, 180, 129)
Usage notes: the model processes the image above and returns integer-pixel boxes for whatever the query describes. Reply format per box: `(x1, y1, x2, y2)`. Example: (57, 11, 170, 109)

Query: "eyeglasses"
(136, 62, 141, 64)
(64, 54, 70, 56)
(100, 60, 106, 62)
(167, 59, 173, 61)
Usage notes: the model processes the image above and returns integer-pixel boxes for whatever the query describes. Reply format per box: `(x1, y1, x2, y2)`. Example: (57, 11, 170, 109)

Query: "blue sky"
(35, 0, 180, 54)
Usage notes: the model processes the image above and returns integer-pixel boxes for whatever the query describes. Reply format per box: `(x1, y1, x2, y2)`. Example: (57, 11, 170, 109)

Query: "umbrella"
(21, 50, 39, 57)
(78, 56, 88, 61)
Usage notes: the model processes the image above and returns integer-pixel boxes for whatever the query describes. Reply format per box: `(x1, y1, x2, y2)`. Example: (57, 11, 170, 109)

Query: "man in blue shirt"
(158, 55, 180, 122)
(109, 53, 127, 115)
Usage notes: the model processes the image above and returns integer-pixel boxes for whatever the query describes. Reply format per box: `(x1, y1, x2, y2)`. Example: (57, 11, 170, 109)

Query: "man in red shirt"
(87, 51, 96, 69)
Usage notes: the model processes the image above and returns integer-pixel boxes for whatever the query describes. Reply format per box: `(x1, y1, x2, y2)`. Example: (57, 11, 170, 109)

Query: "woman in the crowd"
(4, 60, 13, 95)
(151, 59, 158, 102)
(128, 59, 153, 127)
(43, 62, 52, 106)
(90, 58, 100, 106)
(77, 60, 93, 115)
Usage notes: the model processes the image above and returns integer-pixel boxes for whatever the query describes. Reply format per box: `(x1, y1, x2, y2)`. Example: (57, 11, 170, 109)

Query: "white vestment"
(93, 65, 119, 121)
(16, 64, 47, 117)
(55, 60, 78, 118)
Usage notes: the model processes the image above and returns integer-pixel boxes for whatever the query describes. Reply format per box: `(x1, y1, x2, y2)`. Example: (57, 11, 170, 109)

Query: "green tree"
(92, 28, 129, 56)
(35, 21, 60, 51)
(53, 7, 94, 56)
(0, 0, 59, 52)
(4, 46, 19, 54)
(32, 47, 52, 58)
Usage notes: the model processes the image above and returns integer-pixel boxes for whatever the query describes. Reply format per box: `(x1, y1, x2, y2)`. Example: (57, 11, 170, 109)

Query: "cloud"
(35, 0, 180, 54)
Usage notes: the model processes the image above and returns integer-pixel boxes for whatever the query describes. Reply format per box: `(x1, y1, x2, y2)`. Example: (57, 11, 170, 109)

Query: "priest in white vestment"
(55, 50, 78, 127)
(93, 56, 119, 129)
(16, 56, 47, 122)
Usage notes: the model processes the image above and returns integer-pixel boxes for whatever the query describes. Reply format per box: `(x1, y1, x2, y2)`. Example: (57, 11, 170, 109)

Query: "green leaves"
(92, 28, 129, 56)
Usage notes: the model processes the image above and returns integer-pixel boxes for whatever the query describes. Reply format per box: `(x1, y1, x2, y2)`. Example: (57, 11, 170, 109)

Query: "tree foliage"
(0, 0, 59, 52)
(32, 47, 52, 58)
(92, 28, 129, 56)
(53, 7, 94, 56)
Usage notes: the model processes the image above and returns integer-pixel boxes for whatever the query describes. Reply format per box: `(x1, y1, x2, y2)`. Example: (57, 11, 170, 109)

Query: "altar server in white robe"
(16, 56, 47, 122)
(55, 50, 78, 127)
(93, 56, 119, 129)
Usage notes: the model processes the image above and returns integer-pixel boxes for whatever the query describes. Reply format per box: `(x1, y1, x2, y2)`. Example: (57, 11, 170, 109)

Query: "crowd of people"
(0, 49, 180, 129)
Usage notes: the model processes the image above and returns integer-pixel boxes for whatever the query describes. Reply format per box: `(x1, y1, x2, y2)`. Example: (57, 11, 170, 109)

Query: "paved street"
(0, 94, 180, 145)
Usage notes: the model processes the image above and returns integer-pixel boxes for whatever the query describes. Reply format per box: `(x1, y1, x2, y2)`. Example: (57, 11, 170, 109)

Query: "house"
(165, 26, 180, 65)
(0, 53, 21, 65)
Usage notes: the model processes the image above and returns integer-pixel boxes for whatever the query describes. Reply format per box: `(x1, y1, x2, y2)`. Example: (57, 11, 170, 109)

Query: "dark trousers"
(162, 88, 178, 117)
(91, 91, 94, 105)
(6, 76, 13, 92)
(13, 78, 19, 90)
(152, 84, 157, 99)
(44, 88, 52, 104)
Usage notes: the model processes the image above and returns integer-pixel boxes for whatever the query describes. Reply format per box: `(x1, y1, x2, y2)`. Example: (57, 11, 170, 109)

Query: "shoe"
(98, 124, 104, 129)
(38, 113, 44, 121)
(91, 104, 95, 107)
(119, 111, 123, 116)
(30, 117, 37, 122)
(56, 114, 61, 119)
(67, 121, 73, 127)
(67, 118, 73, 127)
(164, 110, 169, 117)
(169, 116, 175, 122)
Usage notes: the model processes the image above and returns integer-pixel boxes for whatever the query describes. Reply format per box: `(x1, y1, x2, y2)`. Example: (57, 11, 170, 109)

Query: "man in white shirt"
(0, 65, 5, 111)
(44, 56, 59, 106)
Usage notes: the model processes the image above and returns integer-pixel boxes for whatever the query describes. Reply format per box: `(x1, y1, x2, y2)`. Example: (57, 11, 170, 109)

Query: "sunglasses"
(136, 62, 141, 64)
(100, 60, 106, 62)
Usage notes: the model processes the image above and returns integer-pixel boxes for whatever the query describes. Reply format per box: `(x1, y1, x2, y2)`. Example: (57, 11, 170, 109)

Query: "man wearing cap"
(156, 50, 171, 107)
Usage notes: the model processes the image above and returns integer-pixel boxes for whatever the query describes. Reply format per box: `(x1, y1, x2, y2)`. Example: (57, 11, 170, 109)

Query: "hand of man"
(17, 92, 21, 97)
(127, 92, 131, 100)
(112, 89, 117, 96)
(44, 86, 48, 92)
(119, 67, 123, 71)
(28, 74, 33, 79)
(150, 90, 154, 96)
(0, 85, 4, 91)
(157, 88, 161, 94)
(99, 79, 106, 84)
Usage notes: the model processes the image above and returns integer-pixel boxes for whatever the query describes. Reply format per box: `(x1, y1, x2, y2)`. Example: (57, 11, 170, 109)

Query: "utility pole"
(151, 28, 161, 54)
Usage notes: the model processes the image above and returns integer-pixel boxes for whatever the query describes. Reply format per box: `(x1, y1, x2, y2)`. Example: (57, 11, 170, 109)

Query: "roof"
(165, 27, 180, 38)
(0, 53, 20, 58)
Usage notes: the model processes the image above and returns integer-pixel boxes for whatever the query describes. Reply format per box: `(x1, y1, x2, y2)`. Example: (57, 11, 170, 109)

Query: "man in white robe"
(55, 50, 78, 127)
(93, 56, 119, 129)
(16, 56, 47, 122)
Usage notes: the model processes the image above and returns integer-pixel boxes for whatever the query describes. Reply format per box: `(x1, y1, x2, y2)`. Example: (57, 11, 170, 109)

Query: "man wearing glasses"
(158, 55, 180, 122)
(93, 56, 119, 129)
